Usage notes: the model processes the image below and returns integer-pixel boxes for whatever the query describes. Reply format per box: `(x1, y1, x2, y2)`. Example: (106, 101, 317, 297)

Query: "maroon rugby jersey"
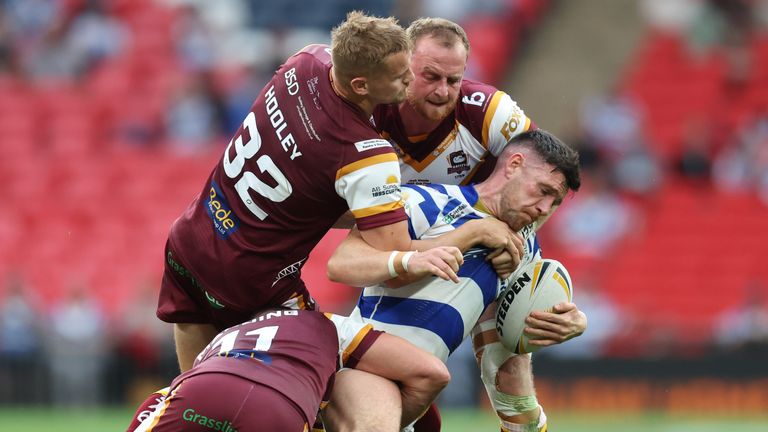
(373, 79, 533, 185)
(167, 45, 406, 312)
(174, 309, 379, 424)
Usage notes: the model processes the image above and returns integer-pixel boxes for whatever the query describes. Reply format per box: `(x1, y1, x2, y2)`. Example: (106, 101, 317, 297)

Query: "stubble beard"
(407, 91, 454, 122)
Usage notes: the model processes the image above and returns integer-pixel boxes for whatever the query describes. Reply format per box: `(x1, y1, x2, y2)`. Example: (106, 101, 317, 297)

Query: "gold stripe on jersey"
(407, 132, 430, 142)
(341, 323, 374, 366)
(481, 91, 505, 148)
(336, 153, 399, 180)
(144, 385, 179, 432)
(350, 200, 404, 219)
(398, 122, 460, 172)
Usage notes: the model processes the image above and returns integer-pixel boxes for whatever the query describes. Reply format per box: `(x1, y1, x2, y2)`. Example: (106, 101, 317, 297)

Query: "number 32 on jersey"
(223, 111, 293, 220)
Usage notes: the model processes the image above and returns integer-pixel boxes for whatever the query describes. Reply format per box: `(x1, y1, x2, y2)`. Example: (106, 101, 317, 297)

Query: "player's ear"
(505, 153, 524, 177)
(350, 77, 368, 96)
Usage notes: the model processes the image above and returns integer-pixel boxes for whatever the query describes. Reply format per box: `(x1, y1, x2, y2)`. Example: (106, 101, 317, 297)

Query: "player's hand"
(470, 218, 524, 269)
(522, 302, 587, 347)
(406, 246, 464, 283)
(486, 250, 515, 280)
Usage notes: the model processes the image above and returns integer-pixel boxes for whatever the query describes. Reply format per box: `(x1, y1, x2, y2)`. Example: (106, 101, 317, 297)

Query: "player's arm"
(328, 218, 524, 287)
(328, 226, 465, 286)
(326, 313, 450, 429)
(332, 210, 356, 229)
(335, 147, 522, 283)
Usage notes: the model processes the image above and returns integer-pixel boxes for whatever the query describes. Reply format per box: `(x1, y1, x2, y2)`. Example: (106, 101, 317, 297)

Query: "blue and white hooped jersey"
(351, 183, 542, 362)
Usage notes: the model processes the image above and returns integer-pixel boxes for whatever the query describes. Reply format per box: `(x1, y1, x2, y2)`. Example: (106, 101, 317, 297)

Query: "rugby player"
(128, 308, 449, 431)
(157, 11, 521, 428)
(329, 130, 586, 432)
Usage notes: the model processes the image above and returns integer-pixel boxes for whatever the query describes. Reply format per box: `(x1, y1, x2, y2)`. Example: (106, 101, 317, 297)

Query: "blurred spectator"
(715, 280, 768, 350)
(13, 0, 128, 82)
(566, 121, 605, 175)
(420, 0, 507, 22)
(220, 66, 269, 135)
(164, 72, 226, 152)
(46, 284, 107, 408)
(611, 139, 664, 198)
(22, 15, 82, 82)
(640, 0, 699, 34)
(172, 4, 216, 72)
(66, 0, 128, 72)
(0, 274, 45, 404)
(578, 89, 662, 198)
(713, 110, 768, 203)
(675, 118, 713, 184)
(2, 0, 61, 41)
(550, 170, 641, 259)
(0, 10, 20, 75)
(579, 90, 644, 159)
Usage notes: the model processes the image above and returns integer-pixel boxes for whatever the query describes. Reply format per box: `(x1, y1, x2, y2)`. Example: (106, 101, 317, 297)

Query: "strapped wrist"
(387, 251, 401, 278)
(401, 251, 416, 273)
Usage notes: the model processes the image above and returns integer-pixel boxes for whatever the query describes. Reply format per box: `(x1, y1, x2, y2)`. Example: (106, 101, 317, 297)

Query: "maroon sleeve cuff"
(344, 329, 384, 369)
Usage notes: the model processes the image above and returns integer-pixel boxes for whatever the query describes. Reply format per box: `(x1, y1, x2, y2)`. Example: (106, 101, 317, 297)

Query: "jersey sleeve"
(334, 142, 407, 231)
(324, 313, 383, 369)
(483, 91, 533, 156)
(126, 387, 170, 432)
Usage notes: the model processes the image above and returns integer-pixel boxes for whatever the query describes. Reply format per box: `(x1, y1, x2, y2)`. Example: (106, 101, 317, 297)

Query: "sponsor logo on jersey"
(354, 139, 392, 152)
(307, 76, 322, 110)
(446, 150, 470, 175)
(182, 408, 238, 432)
(206, 180, 240, 239)
(371, 175, 400, 197)
(406, 178, 430, 185)
(167, 251, 225, 309)
(442, 202, 469, 224)
(272, 258, 307, 287)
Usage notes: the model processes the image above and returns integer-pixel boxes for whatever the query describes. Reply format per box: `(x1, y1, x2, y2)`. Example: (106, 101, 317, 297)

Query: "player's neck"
(330, 68, 374, 117)
(398, 101, 442, 137)
(473, 181, 501, 218)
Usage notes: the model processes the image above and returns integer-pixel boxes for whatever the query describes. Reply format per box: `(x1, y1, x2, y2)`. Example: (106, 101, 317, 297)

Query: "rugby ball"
(495, 258, 573, 354)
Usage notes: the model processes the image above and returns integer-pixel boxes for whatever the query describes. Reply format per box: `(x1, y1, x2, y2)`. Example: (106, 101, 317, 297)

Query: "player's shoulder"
(291, 44, 333, 65)
(460, 78, 501, 97)
(337, 136, 398, 172)
(457, 79, 504, 110)
(455, 79, 509, 128)
(281, 44, 332, 79)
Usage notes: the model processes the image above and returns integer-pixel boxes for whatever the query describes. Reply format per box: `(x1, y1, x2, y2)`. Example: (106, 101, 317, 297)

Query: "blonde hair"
(406, 17, 470, 56)
(331, 11, 410, 84)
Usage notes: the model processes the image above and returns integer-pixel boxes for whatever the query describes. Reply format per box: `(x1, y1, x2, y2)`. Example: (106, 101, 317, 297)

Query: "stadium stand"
(0, 0, 764, 355)
(0, 0, 548, 316)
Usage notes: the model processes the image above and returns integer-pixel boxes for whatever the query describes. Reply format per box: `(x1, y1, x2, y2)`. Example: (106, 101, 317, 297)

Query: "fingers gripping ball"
(495, 259, 573, 354)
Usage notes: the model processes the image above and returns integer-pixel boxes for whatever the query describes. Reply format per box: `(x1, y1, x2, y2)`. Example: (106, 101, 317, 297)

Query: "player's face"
(499, 155, 567, 231)
(406, 36, 467, 121)
(367, 51, 414, 105)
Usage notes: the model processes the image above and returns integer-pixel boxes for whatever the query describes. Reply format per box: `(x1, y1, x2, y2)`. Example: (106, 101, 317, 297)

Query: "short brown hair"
(331, 11, 410, 83)
(505, 129, 581, 193)
(407, 17, 470, 56)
